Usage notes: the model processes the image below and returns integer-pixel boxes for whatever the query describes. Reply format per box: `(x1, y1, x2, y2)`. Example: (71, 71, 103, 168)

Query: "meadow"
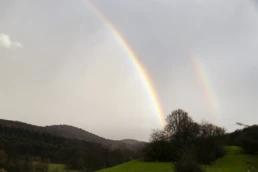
(48, 164, 66, 172)
(97, 147, 258, 172)
(46, 147, 258, 172)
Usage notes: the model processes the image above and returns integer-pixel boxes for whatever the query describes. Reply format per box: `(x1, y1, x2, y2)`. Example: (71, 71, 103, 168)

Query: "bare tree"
(150, 129, 166, 142)
(165, 109, 193, 138)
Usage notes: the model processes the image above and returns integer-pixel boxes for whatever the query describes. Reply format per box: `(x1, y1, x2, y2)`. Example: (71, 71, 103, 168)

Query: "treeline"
(0, 151, 48, 172)
(226, 124, 258, 154)
(143, 109, 226, 172)
(0, 124, 139, 172)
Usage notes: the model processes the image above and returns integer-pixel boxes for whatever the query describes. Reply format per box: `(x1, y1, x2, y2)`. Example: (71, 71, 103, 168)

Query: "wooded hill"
(0, 119, 146, 151)
(0, 119, 145, 172)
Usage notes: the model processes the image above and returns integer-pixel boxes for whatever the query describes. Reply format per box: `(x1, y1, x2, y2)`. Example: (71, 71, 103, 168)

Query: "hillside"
(97, 147, 258, 172)
(45, 125, 105, 143)
(45, 125, 146, 151)
(0, 119, 146, 151)
(0, 120, 142, 171)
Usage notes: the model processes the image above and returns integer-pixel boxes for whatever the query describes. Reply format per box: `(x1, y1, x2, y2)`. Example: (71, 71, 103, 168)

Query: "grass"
(205, 146, 258, 172)
(48, 163, 77, 172)
(48, 164, 66, 172)
(98, 161, 173, 172)
(98, 146, 258, 172)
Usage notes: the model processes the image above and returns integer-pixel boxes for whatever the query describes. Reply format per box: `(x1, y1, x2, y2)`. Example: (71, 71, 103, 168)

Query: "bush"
(143, 140, 175, 162)
(34, 162, 48, 172)
(175, 162, 204, 172)
(195, 137, 226, 164)
(174, 148, 205, 172)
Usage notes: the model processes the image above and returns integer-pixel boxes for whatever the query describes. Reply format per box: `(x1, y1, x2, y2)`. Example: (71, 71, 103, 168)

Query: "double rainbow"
(81, 1, 219, 126)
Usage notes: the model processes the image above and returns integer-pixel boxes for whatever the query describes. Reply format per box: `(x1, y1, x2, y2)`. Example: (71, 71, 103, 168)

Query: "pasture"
(98, 146, 258, 172)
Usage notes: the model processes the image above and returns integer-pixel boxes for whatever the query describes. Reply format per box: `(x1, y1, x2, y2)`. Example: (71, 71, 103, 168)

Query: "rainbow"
(188, 49, 219, 118)
(82, 1, 166, 126)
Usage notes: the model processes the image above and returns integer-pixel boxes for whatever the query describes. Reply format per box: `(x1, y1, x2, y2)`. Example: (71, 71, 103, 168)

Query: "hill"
(97, 147, 258, 172)
(45, 125, 105, 143)
(45, 125, 146, 151)
(0, 119, 143, 171)
(0, 119, 146, 151)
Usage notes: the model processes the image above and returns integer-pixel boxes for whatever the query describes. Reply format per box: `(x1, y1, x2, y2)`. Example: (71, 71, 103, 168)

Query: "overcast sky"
(1, 0, 258, 141)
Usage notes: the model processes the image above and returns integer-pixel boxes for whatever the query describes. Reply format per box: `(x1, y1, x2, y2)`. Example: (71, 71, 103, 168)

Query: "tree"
(144, 109, 195, 162)
(144, 109, 226, 165)
(165, 109, 193, 139)
(239, 125, 258, 154)
(150, 129, 167, 142)
(195, 122, 226, 164)
(0, 150, 7, 168)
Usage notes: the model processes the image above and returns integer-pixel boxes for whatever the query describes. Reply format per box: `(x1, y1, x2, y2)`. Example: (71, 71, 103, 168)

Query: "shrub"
(175, 162, 204, 172)
(174, 147, 205, 172)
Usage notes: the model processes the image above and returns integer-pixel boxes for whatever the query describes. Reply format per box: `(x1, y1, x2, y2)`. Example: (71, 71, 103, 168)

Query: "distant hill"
(44, 125, 106, 143)
(120, 139, 144, 145)
(45, 125, 146, 151)
(0, 119, 146, 151)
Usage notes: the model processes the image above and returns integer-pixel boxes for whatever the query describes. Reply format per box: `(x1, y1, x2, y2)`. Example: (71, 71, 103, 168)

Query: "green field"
(98, 161, 172, 172)
(48, 164, 66, 172)
(98, 146, 258, 172)
(48, 163, 77, 172)
(205, 146, 258, 172)
(47, 147, 258, 172)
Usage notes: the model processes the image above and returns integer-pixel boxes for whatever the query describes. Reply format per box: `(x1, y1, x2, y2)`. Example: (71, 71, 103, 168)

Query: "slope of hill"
(0, 119, 146, 151)
(120, 139, 144, 145)
(44, 125, 106, 143)
(0, 119, 143, 171)
(44, 125, 146, 151)
(97, 147, 258, 172)
(0, 119, 44, 131)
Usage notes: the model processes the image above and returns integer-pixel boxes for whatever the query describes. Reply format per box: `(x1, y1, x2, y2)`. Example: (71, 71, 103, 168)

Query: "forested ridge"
(0, 119, 143, 172)
(0, 119, 145, 151)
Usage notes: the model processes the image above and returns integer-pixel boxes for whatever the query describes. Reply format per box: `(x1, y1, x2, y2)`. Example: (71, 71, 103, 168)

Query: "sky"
(1, 0, 258, 141)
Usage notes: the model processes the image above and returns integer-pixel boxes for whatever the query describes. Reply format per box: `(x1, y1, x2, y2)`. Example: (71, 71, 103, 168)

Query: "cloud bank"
(0, 34, 23, 49)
